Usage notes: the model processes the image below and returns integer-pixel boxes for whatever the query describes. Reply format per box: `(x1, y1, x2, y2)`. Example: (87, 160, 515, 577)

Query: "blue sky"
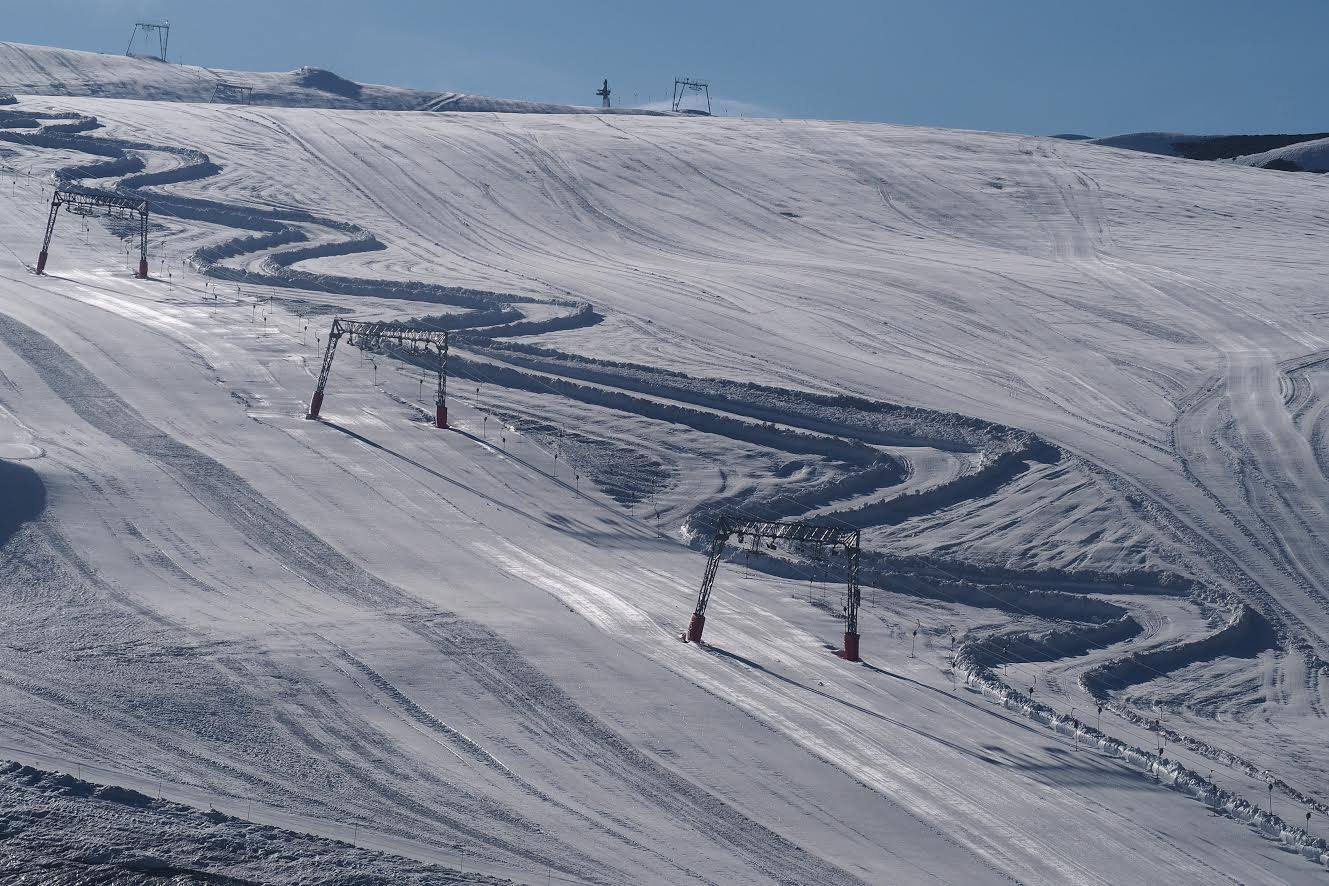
(8, 1, 1328, 135)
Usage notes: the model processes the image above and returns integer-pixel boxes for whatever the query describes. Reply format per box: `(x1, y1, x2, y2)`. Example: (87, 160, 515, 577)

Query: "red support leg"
(137, 258, 148, 279)
(35, 251, 47, 275)
(435, 404, 448, 429)
(306, 391, 324, 420)
(685, 613, 706, 644)
(837, 631, 860, 662)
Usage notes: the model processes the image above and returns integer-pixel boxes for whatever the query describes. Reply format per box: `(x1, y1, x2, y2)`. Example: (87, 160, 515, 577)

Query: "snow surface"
(0, 760, 504, 884)
(1085, 131, 1189, 156)
(1235, 137, 1329, 172)
(1086, 131, 1329, 169)
(0, 43, 1328, 884)
(0, 41, 664, 115)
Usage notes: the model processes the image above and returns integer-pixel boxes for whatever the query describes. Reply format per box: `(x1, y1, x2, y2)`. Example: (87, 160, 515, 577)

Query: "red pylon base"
(836, 631, 860, 662)
(683, 613, 705, 644)
(435, 404, 448, 429)
(35, 251, 48, 275)
(136, 258, 148, 279)
(306, 391, 324, 420)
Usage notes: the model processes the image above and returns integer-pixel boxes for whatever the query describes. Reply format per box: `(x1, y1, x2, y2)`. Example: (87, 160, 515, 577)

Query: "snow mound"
(1233, 136, 1329, 172)
(1088, 130, 1329, 162)
(291, 65, 363, 99)
(0, 41, 666, 115)
(0, 760, 510, 884)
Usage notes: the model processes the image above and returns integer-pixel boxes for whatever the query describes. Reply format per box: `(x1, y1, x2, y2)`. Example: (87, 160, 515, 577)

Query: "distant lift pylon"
(126, 22, 170, 62)
(307, 318, 450, 428)
(684, 515, 863, 661)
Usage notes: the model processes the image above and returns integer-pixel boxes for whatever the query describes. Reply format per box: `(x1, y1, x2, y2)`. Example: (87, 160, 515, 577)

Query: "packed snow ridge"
(0, 761, 506, 884)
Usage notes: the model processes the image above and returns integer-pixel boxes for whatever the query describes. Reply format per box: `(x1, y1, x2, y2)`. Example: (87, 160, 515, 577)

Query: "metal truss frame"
(671, 78, 711, 115)
(210, 82, 254, 104)
(684, 514, 862, 660)
(127, 22, 170, 62)
(306, 318, 450, 428)
(37, 186, 149, 278)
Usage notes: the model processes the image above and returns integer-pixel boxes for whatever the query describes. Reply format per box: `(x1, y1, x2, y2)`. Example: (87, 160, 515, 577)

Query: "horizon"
(5, 0, 1327, 137)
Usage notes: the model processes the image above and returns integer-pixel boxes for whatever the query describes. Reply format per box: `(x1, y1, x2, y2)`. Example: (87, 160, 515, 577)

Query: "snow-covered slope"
(0, 761, 503, 884)
(2, 51, 1329, 883)
(0, 41, 660, 114)
(1088, 130, 1329, 165)
(1086, 131, 1191, 156)
(1235, 136, 1329, 172)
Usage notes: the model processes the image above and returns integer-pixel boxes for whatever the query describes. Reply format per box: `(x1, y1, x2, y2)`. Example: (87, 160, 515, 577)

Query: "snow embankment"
(955, 662, 1329, 871)
(0, 761, 506, 884)
(1081, 604, 1276, 698)
(0, 41, 665, 115)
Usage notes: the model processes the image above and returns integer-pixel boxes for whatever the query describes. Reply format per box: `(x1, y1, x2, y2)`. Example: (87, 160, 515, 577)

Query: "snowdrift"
(0, 761, 507, 884)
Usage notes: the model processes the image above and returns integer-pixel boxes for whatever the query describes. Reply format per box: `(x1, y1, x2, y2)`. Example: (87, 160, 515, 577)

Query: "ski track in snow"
(0, 86, 1327, 882)
(0, 310, 859, 885)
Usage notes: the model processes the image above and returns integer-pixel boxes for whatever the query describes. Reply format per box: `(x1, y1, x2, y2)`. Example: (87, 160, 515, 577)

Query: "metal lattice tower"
(596, 79, 611, 109)
(126, 22, 170, 62)
(671, 77, 711, 115)
(36, 186, 150, 278)
(211, 82, 254, 104)
(683, 515, 863, 660)
(307, 319, 450, 428)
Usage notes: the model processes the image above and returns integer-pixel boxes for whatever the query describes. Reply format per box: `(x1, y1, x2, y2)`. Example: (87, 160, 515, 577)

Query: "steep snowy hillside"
(0, 41, 661, 114)
(2, 61, 1329, 883)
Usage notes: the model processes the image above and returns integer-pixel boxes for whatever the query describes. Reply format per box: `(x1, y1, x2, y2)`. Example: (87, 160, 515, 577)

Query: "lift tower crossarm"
(685, 515, 862, 660)
(306, 318, 451, 428)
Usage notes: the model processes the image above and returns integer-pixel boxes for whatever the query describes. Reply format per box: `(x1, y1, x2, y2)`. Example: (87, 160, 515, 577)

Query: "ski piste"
(0, 40, 1327, 884)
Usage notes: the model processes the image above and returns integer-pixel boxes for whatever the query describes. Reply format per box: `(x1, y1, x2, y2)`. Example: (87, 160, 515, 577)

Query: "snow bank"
(0, 760, 510, 884)
(0, 459, 45, 546)
(1070, 605, 1329, 824)
(955, 662, 1329, 871)
(826, 442, 1058, 529)
(472, 340, 1034, 453)
(964, 614, 1142, 668)
(1081, 604, 1275, 697)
